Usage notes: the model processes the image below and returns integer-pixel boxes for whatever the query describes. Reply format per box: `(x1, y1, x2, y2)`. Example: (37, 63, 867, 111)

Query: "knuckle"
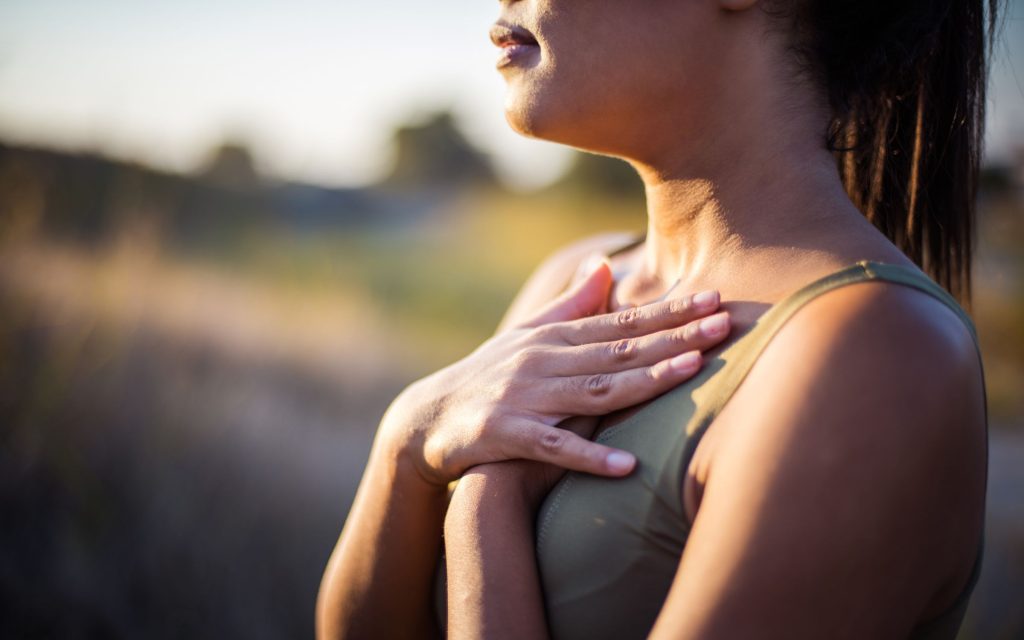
(537, 429, 568, 455)
(615, 307, 641, 332)
(584, 373, 614, 397)
(668, 297, 691, 315)
(556, 320, 585, 346)
(608, 338, 637, 362)
(513, 346, 546, 371)
(682, 322, 699, 342)
(530, 324, 559, 343)
(476, 406, 501, 435)
(663, 326, 688, 346)
(648, 361, 671, 382)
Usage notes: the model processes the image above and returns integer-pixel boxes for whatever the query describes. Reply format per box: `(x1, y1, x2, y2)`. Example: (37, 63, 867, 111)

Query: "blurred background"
(0, 1, 1021, 638)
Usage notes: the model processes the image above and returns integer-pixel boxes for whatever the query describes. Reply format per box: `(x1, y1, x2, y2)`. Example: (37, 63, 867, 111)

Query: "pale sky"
(0, 0, 1021, 190)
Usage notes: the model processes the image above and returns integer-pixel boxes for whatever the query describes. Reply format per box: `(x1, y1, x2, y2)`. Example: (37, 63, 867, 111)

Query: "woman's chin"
(503, 103, 545, 140)
(503, 103, 608, 156)
(502, 89, 574, 143)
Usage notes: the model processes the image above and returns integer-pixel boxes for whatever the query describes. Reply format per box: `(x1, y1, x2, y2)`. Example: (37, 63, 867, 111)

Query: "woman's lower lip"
(496, 43, 540, 69)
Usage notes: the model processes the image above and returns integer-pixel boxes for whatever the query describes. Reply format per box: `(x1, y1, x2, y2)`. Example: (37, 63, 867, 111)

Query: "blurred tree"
(199, 141, 262, 189)
(553, 150, 644, 199)
(384, 111, 496, 189)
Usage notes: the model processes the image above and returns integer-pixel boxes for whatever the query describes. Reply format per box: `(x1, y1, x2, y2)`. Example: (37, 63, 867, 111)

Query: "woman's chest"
(535, 377, 710, 638)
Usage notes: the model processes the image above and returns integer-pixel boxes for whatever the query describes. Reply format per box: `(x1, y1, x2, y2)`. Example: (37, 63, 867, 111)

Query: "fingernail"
(699, 313, 729, 338)
(692, 290, 718, 311)
(606, 451, 636, 474)
(670, 351, 701, 372)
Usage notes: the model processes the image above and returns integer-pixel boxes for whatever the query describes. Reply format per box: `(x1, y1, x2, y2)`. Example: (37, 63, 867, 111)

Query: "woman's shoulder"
(723, 269, 985, 468)
(702, 273, 986, 620)
(772, 270, 982, 396)
(496, 231, 641, 332)
(728, 255, 982, 405)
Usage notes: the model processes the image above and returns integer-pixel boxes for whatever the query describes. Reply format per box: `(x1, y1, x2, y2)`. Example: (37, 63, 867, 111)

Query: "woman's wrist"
(443, 464, 550, 640)
(370, 400, 452, 501)
(361, 438, 449, 507)
(447, 464, 540, 523)
(376, 374, 453, 488)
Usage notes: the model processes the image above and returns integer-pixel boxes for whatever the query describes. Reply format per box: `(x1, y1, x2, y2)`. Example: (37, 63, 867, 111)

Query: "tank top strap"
(857, 261, 979, 343)
(685, 259, 979, 442)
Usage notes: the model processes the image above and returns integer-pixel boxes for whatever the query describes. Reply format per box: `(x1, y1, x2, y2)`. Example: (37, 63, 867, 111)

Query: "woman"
(318, 0, 998, 637)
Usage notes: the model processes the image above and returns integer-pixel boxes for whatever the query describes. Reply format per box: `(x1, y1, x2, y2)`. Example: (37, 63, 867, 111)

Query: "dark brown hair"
(770, 0, 1003, 304)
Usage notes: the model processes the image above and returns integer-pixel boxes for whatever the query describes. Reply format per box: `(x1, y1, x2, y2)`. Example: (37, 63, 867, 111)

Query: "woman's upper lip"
(489, 22, 538, 48)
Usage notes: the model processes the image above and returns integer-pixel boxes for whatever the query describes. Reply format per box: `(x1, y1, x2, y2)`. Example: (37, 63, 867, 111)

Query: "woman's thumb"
(522, 255, 613, 328)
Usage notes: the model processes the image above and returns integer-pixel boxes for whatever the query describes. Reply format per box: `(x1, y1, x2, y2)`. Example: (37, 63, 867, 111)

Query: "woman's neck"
(601, 31, 889, 306)
(622, 134, 868, 300)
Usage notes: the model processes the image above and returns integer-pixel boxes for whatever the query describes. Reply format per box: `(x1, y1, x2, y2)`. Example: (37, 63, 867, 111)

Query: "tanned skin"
(319, 0, 986, 637)
(443, 0, 986, 638)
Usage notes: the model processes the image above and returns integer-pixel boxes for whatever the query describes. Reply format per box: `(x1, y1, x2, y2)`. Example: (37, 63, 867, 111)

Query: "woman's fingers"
(541, 350, 705, 416)
(467, 346, 706, 479)
(504, 421, 638, 477)
(551, 290, 722, 346)
(547, 311, 731, 376)
(520, 258, 613, 328)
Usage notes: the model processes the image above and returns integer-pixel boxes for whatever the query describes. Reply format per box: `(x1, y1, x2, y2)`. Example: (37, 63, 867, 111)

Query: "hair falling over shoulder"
(769, 0, 1006, 306)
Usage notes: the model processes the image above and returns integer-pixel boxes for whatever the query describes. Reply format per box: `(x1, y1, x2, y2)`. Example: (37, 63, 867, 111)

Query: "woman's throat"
(606, 269, 684, 313)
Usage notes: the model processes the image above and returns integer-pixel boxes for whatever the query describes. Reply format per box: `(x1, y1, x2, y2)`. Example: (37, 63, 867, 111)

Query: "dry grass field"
(1, 179, 1022, 638)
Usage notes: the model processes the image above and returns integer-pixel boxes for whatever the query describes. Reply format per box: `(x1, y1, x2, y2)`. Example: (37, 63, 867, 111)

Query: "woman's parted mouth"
(488, 22, 539, 48)
(489, 22, 540, 69)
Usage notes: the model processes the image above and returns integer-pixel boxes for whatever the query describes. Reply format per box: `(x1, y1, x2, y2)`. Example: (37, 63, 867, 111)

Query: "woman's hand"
(380, 259, 731, 489)
(318, 255, 729, 640)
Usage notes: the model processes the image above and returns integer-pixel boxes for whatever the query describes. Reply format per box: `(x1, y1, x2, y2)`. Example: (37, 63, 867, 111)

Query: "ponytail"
(771, 0, 1003, 305)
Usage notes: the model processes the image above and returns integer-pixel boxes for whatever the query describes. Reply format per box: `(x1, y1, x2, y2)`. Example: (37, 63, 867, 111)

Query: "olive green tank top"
(534, 239, 986, 640)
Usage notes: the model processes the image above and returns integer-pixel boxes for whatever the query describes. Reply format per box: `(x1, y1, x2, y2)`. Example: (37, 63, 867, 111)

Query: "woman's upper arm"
(495, 231, 637, 334)
(650, 282, 987, 639)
